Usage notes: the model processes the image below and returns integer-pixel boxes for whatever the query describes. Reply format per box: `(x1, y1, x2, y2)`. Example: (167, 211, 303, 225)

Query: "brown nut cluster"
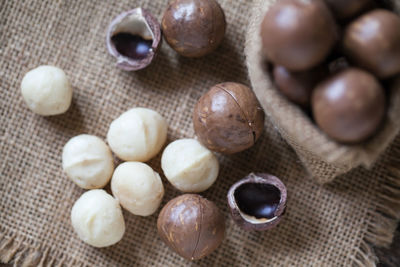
(106, 8, 161, 71)
(260, 0, 400, 144)
(343, 9, 400, 79)
(260, 0, 338, 71)
(193, 82, 265, 154)
(162, 0, 226, 58)
(157, 194, 225, 261)
(227, 173, 287, 231)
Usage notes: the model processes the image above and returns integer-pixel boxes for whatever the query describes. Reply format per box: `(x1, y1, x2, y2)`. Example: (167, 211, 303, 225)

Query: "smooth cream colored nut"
(21, 65, 73, 115)
(111, 162, 164, 216)
(107, 108, 168, 162)
(62, 134, 114, 189)
(71, 189, 125, 247)
(161, 139, 219, 192)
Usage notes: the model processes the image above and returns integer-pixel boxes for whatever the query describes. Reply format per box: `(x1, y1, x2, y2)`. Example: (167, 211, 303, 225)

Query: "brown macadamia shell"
(157, 194, 225, 261)
(193, 82, 265, 154)
(343, 9, 400, 78)
(312, 68, 386, 144)
(273, 64, 328, 107)
(324, 0, 373, 21)
(227, 173, 287, 231)
(260, 0, 338, 71)
(161, 0, 226, 58)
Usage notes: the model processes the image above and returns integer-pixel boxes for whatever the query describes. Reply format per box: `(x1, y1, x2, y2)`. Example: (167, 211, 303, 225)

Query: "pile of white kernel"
(21, 65, 220, 247)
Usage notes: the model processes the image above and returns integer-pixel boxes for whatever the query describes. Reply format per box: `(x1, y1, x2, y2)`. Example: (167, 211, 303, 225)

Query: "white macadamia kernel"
(107, 108, 168, 162)
(71, 190, 125, 247)
(21, 65, 73, 116)
(62, 134, 114, 189)
(161, 138, 219, 192)
(111, 162, 164, 216)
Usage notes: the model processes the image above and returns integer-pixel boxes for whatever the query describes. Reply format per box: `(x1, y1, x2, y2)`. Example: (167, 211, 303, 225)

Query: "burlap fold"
(1, 0, 400, 266)
(245, 0, 400, 184)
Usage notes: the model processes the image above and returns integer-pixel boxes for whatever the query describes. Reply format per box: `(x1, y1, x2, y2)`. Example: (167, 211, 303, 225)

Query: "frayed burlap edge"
(245, 0, 400, 184)
(353, 142, 400, 266)
(0, 228, 82, 267)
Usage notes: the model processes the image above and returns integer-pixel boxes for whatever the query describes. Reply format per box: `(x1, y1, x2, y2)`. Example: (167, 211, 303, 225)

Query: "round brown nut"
(273, 64, 328, 107)
(193, 82, 265, 154)
(157, 194, 225, 260)
(227, 173, 287, 231)
(106, 8, 161, 71)
(343, 9, 400, 79)
(161, 0, 226, 57)
(324, 0, 372, 21)
(260, 0, 338, 71)
(312, 68, 386, 143)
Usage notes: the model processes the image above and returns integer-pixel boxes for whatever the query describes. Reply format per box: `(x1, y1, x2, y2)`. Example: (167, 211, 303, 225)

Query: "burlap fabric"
(245, 0, 400, 184)
(1, 0, 400, 266)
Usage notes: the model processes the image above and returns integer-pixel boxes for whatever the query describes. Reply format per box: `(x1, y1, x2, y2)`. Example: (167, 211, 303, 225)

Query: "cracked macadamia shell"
(193, 82, 265, 154)
(21, 65, 72, 116)
(227, 173, 287, 231)
(107, 108, 168, 162)
(161, 139, 219, 192)
(111, 162, 164, 216)
(71, 190, 125, 247)
(106, 8, 161, 71)
(157, 194, 225, 260)
(161, 0, 226, 57)
(62, 134, 114, 189)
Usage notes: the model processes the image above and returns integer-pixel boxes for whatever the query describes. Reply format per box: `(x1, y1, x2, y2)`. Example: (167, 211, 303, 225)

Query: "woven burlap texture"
(1, 0, 400, 266)
(245, 0, 400, 184)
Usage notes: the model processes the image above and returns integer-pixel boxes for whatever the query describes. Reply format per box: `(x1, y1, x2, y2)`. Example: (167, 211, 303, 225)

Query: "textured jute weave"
(1, 0, 400, 266)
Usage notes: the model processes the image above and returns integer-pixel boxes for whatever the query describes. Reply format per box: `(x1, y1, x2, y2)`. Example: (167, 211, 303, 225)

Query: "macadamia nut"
(71, 189, 125, 247)
(62, 134, 114, 189)
(21, 65, 73, 115)
(107, 108, 168, 162)
(161, 139, 219, 192)
(111, 162, 164, 216)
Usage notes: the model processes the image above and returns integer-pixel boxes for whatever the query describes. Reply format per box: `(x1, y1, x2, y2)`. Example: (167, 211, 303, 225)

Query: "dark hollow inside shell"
(234, 183, 281, 219)
(111, 33, 153, 59)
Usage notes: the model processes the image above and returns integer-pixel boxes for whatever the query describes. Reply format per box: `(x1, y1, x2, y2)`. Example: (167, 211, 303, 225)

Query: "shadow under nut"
(161, 0, 226, 58)
(193, 82, 265, 154)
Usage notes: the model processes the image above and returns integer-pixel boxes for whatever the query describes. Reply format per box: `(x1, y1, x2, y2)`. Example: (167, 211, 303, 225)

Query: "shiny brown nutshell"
(193, 82, 265, 154)
(324, 0, 372, 21)
(312, 68, 386, 144)
(273, 65, 328, 107)
(161, 0, 226, 58)
(106, 8, 161, 71)
(260, 0, 338, 71)
(343, 9, 400, 78)
(227, 173, 287, 231)
(157, 194, 225, 261)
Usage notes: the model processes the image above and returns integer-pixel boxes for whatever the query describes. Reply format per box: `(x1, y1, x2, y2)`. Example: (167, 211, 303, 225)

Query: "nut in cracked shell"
(227, 173, 287, 231)
(161, 0, 226, 58)
(157, 194, 225, 261)
(193, 82, 265, 154)
(106, 8, 161, 71)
